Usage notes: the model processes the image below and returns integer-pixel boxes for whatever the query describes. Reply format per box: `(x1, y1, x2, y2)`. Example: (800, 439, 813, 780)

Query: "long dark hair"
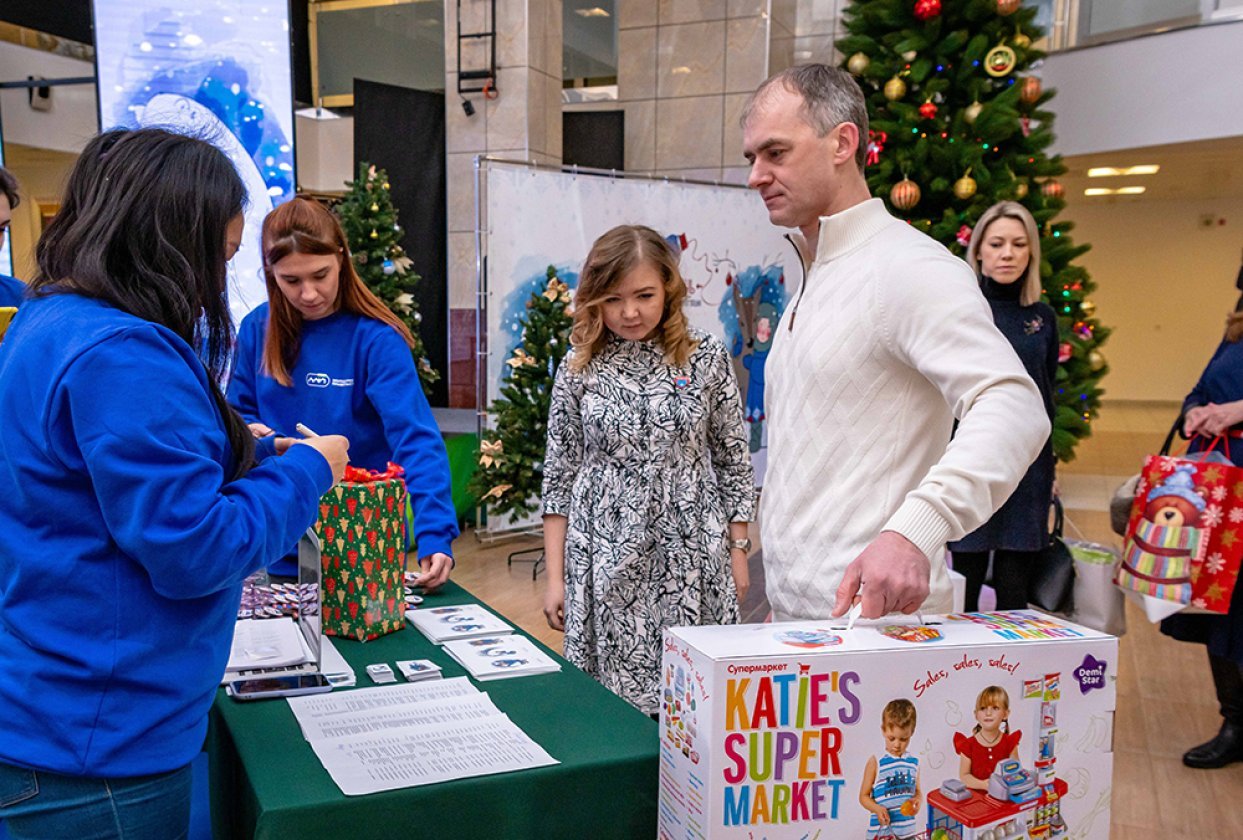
(30, 128, 254, 479)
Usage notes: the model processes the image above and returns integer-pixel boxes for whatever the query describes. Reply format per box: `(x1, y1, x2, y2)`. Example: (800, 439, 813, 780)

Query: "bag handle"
(1160, 414, 1186, 455)
(1050, 496, 1065, 540)
(1161, 412, 1233, 461)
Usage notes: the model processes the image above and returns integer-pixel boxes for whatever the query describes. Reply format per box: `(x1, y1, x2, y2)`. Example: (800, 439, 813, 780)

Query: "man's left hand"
(412, 552, 453, 591)
(831, 531, 931, 619)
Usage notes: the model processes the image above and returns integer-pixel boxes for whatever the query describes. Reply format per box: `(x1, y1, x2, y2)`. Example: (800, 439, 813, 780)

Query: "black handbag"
(1029, 497, 1075, 613)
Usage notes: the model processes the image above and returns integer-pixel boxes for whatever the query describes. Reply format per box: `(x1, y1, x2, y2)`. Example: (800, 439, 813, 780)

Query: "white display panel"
(92, 0, 295, 328)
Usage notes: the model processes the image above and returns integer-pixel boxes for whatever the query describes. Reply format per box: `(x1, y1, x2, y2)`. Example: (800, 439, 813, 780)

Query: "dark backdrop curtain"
(354, 79, 448, 407)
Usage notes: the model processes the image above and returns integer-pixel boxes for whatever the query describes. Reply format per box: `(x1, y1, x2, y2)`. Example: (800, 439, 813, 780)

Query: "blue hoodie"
(0, 293, 333, 777)
(228, 304, 458, 559)
(0, 273, 24, 308)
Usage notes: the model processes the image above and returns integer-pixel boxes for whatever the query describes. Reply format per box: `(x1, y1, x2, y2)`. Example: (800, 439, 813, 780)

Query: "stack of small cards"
(442, 635, 562, 681)
(405, 604, 513, 644)
(396, 659, 443, 683)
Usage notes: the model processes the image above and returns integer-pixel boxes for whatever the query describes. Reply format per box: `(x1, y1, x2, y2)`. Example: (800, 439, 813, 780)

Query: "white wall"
(1043, 21, 1243, 156)
(1067, 195, 1243, 402)
(0, 42, 97, 154)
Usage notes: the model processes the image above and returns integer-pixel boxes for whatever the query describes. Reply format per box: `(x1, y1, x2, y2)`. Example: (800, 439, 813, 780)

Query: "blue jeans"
(0, 761, 190, 840)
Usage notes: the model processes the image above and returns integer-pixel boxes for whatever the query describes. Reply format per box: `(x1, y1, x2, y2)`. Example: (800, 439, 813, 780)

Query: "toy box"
(659, 611, 1116, 840)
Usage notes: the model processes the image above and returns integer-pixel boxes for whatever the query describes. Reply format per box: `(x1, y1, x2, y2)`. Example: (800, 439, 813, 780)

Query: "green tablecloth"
(208, 582, 658, 839)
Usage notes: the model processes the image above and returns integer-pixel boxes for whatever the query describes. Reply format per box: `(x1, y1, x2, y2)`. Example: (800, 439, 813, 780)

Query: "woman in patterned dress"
(541, 225, 755, 715)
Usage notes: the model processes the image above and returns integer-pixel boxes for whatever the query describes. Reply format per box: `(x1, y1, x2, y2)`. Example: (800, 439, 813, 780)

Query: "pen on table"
(295, 423, 318, 438)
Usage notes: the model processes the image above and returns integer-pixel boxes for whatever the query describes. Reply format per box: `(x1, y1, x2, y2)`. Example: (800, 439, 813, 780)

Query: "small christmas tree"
(837, 0, 1110, 460)
(469, 267, 573, 519)
(336, 162, 439, 394)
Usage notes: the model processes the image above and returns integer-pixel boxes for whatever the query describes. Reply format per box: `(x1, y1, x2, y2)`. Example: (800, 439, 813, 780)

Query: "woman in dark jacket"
(1161, 307, 1243, 769)
(949, 202, 1058, 611)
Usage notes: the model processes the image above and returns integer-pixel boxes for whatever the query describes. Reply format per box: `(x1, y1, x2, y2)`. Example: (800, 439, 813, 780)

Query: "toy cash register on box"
(658, 611, 1116, 840)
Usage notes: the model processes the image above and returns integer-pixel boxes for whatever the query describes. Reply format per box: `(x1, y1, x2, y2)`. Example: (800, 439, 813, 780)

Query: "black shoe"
(1182, 721, 1243, 769)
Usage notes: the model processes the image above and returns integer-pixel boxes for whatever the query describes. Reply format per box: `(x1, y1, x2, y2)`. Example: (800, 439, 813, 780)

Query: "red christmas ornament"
(1019, 76, 1043, 104)
(1058, 342, 1072, 363)
(866, 130, 888, 166)
(997, 0, 1021, 15)
(913, 0, 941, 21)
(1041, 179, 1065, 199)
(918, 101, 938, 119)
(956, 225, 973, 247)
(1020, 115, 1032, 137)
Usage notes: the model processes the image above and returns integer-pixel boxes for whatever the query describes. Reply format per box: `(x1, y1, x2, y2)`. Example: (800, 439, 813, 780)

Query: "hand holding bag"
(1029, 497, 1075, 614)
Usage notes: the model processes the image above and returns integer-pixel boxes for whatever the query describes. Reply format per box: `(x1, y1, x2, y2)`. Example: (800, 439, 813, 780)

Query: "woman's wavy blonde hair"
(568, 225, 695, 371)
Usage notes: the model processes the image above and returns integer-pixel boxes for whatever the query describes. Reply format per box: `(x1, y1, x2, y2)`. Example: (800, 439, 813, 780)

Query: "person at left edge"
(0, 128, 345, 837)
(228, 196, 457, 588)
(0, 165, 27, 307)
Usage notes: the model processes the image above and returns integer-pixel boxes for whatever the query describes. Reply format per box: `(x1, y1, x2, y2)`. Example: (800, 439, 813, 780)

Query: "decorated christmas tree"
(837, 0, 1109, 460)
(469, 267, 574, 518)
(336, 162, 439, 394)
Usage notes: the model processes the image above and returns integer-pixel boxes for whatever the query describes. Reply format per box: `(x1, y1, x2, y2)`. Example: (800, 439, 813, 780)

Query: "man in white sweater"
(741, 64, 1049, 620)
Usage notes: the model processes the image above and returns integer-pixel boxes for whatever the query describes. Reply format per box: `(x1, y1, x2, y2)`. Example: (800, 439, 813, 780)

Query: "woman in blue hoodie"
(0, 128, 348, 837)
(227, 197, 457, 588)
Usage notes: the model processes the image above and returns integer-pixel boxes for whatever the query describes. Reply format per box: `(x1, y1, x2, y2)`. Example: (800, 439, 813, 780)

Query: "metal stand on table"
(507, 547, 545, 580)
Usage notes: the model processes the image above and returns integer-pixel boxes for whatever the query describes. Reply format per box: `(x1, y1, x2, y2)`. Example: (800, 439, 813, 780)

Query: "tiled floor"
(451, 401, 1242, 840)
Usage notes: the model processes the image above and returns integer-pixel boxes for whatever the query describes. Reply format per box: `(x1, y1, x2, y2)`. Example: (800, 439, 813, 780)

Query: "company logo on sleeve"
(306, 372, 354, 389)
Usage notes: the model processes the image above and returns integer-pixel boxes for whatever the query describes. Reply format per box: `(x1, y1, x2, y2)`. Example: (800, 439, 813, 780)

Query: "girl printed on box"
(954, 685, 1022, 790)
(541, 224, 755, 715)
(227, 197, 457, 588)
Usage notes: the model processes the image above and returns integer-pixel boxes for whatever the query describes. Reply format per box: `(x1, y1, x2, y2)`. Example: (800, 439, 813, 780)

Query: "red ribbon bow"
(342, 462, 406, 483)
(866, 130, 888, 166)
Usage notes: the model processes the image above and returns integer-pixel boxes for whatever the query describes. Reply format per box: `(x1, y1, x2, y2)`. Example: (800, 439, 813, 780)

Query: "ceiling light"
(1084, 186, 1146, 196)
(671, 66, 691, 74)
(1087, 165, 1159, 177)
(575, 7, 611, 16)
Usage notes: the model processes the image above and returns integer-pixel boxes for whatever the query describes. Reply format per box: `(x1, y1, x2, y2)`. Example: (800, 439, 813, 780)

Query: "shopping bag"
(1029, 498, 1075, 613)
(1066, 539, 1127, 637)
(1117, 430, 1243, 622)
(316, 463, 408, 641)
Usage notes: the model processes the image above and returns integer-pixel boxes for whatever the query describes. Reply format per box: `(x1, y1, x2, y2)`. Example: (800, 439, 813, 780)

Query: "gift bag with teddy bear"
(1117, 449, 1243, 622)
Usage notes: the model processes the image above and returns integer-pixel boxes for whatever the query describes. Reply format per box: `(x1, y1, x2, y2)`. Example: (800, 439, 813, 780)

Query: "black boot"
(1183, 654, 1243, 769)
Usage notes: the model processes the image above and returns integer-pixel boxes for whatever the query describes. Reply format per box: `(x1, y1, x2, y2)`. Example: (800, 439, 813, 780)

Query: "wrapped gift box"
(316, 465, 408, 642)
(659, 610, 1117, 839)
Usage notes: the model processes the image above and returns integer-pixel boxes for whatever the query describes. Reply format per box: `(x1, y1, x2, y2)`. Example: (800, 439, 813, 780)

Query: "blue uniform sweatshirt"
(0, 293, 334, 777)
(0, 273, 24, 307)
(228, 304, 458, 559)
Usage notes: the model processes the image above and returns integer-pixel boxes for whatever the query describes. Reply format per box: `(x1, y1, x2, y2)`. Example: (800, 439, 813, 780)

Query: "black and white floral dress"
(542, 329, 755, 714)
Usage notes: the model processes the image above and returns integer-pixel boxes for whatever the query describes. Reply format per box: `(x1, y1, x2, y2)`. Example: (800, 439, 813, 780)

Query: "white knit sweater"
(761, 198, 1049, 619)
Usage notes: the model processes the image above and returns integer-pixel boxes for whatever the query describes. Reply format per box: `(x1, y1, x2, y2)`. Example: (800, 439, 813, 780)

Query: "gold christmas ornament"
(884, 76, 907, 101)
(1088, 350, 1106, 371)
(963, 101, 983, 124)
(1080, 300, 1097, 317)
(890, 178, 921, 210)
(483, 483, 512, 500)
(902, 50, 918, 61)
(370, 202, 379, 212)
(479, 439, 504, 468)
(369, 229, 378, 239)
(382, 182, 390, 190)
(1012, 179, 1029, 199)
(953, 172, 978, 200)
(543, 278, 569, 300)
(1041, 179, 1065, 199)
(1019, 76, 1042, 104)
(1013, 31, 1031, 49)
(847, 52, 870, 75)
(506, 348, 538, 369)
(985, 44, 1017, 77)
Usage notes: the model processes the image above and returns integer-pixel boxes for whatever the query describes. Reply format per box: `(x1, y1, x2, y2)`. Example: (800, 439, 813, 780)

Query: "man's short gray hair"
(741, 64, 869, 172)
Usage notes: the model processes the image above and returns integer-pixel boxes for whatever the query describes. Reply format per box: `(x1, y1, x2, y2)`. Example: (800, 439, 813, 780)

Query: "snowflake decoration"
(1192, 597, 1208, 610)
(1206, 552, 1228, 575)
(1213, 485, 1228, 502)
(1230, 508, 1243, 524)
(1136, 477, 1148, 496)
(1204, 505, 1224, 528)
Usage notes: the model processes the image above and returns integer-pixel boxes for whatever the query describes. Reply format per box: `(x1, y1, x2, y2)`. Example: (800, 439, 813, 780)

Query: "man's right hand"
(832, 530, 931, 619)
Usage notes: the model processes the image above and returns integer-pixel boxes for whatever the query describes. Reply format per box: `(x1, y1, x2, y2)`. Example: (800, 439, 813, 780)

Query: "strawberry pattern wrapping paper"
(316, 463, 408, 641)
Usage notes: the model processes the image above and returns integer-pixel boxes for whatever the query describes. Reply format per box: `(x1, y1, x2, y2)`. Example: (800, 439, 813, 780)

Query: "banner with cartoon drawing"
(482, 160, 791, 488)
(93, 0, 295, 329)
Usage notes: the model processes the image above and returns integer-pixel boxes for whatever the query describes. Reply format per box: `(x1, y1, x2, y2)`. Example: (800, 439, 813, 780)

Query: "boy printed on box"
(859, 699, 922, 839)
(955, 685, 1022, 790)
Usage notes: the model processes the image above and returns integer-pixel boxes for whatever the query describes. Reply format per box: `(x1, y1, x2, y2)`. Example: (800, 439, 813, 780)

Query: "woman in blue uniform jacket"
(0, 128, 349, 837)
(228, 197, 457, 589)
